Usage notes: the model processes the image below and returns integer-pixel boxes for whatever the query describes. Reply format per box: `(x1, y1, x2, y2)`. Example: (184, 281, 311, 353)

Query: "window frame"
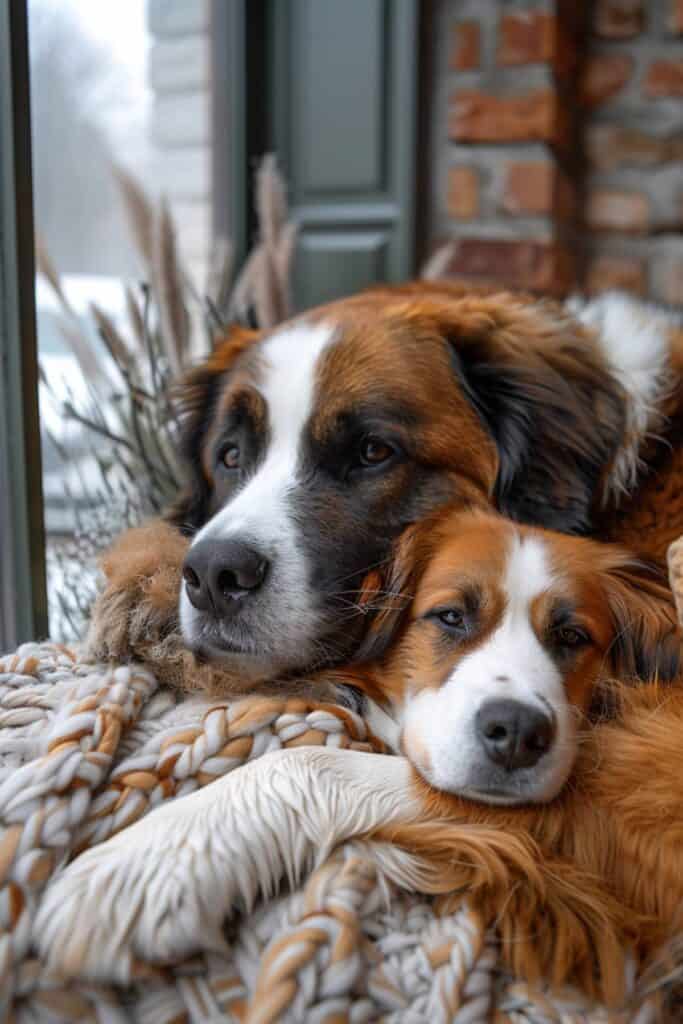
(211, 0, 263, 270)
(0, 0, 48, 650)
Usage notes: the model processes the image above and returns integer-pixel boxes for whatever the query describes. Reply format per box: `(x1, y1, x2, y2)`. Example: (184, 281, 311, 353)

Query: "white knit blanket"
(0, 641, 656, 1023)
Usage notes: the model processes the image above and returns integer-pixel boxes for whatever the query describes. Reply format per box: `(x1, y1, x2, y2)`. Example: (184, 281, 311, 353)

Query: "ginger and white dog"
(35, 510, 682, 1003)
(351, 508, 680, 804)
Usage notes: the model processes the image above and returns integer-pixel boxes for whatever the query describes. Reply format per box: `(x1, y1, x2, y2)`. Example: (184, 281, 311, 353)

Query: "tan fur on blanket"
(84, 519, 216, 692)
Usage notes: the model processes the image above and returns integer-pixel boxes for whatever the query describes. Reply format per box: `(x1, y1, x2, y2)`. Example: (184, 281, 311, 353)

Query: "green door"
(265, 0, 419, 311)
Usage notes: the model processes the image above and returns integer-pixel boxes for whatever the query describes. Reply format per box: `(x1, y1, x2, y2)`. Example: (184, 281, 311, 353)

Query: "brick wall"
(582, 0, 683, 303)
(426, 0, 683, 304)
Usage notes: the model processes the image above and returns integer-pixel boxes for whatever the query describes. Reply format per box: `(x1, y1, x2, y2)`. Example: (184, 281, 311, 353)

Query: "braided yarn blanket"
(3, 639, 673, 1024)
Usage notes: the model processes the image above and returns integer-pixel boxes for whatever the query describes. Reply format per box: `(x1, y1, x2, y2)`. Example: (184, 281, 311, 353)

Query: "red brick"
(451, 21, 480, 70)
(442, 238, 575, 295)
(450, 89, 559, 144)
(502, 161, 554, 215)
(586, 256, 645, 295)
(586, 124, 683, 170)
(586, 189, 649, 233)
(447, 167, 479, 219)
(502, 161, 576, 221)
(653, 257, 683, 304)
(580, 54, 634, 108)
(593, 0, 643, 38)
(644, 59, 683, 97)
(498, 11, 555, 65)
(669, 0, 683, 33)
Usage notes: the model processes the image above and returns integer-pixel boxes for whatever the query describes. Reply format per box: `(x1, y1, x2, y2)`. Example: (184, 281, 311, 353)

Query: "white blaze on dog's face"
(375, 511, 680, 805)
(179, 323, 336, 675)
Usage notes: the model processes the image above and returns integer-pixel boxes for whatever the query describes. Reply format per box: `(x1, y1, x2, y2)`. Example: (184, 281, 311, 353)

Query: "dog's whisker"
(328, 555, 393, 589)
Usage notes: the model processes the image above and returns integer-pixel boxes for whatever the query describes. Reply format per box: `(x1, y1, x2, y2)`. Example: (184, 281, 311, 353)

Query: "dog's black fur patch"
(449, 337, 625, 535)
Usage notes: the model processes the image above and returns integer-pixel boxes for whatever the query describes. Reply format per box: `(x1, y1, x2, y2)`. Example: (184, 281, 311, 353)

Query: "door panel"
(267, 0, 418, 311)
(297, 0, 386, 195)
(295, 228, 390, 308)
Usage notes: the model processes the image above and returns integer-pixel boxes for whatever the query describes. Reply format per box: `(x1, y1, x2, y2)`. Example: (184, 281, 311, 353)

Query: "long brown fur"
(365, 682, 683, 1013)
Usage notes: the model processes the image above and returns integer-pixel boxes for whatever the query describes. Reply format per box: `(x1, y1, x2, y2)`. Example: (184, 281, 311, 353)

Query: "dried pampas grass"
(420, 241, 456, 281)
(228, 155, 297, 328)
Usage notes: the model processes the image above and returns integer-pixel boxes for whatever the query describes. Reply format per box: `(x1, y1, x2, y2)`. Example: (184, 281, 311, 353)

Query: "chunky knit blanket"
(5, 638, 676, 1024)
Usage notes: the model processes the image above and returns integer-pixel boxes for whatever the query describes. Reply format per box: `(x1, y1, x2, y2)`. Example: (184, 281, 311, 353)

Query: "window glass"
(28, 0, 215, 639)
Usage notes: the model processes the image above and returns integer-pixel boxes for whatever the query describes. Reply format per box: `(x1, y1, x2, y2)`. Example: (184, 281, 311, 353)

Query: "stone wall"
(427, 0, 683, 302)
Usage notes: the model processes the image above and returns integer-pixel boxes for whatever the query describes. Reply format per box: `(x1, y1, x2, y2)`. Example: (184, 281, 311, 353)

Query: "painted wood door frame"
(0, 0, 48, 648)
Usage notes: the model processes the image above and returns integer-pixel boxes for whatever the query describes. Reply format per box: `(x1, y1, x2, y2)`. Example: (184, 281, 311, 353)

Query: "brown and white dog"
(134, 284, 681, 687)
(37, 509, 683, 1007)
(348, 507, 682, 805)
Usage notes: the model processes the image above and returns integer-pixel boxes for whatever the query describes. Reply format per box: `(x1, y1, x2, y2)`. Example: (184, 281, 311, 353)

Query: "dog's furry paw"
(33, 790, 233, 983)
(667, 535, 683, 628)
(84, 520, 189, 666)
(33, 748, 411, 983)
(33, 750, 304, 982)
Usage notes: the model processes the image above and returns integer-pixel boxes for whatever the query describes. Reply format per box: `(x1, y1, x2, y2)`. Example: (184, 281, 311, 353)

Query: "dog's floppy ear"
(166, 325, 259, 534)
(435, 294, 625, 535)
(354, 526, 423, 663)
(601, 557, 681, 683)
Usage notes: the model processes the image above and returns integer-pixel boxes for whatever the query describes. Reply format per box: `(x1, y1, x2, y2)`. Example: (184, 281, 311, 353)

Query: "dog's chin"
(178, 587, 362, 682)
(419, 757, 572, 807)
(191, 639, 283, 683)
(179, 592, 277, 681)
(179, 612, 312, 685)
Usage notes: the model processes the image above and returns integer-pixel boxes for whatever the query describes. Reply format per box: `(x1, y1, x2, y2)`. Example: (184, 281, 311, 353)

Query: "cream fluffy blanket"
(1, 533, 682, 1021)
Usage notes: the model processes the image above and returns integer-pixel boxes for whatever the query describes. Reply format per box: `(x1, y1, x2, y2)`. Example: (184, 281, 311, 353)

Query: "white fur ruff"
(566, 291, 678, 500)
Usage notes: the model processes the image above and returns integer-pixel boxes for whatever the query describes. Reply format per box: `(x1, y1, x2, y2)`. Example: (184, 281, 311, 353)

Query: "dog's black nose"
(476, 699, 554, 772)
(182, 539, 269, 614)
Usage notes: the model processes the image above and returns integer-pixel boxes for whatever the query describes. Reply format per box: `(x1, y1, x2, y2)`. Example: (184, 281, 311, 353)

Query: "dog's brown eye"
(554, 625, 590, 649)
(220, 444, 240, 470)
(359, 436, 394, 467)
